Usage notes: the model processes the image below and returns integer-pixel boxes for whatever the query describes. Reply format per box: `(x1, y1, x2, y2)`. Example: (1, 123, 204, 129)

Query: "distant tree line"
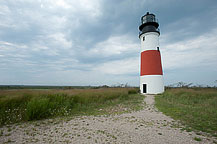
(0, 83, 138, 90)
(166, 80, 217, 89)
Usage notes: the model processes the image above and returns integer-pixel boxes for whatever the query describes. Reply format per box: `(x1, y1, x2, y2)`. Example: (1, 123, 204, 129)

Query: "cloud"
(0, 0, 103, 71)
(86, 34, 140, 75)
(36, 33, 73, 50)
(0, 0, 217, 86)
(161, 28, 217, 71)
(94, 57, 139, 75)
(89, 35, 139, 57)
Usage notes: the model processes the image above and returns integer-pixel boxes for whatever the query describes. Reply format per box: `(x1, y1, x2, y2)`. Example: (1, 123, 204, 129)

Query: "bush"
(128, 89, 138, 94)
(0, 88, 143, 125)
(26, 98, 51, 120)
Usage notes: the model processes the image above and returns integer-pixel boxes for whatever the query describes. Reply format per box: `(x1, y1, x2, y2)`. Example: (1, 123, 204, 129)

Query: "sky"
(0, 0, 217, 87)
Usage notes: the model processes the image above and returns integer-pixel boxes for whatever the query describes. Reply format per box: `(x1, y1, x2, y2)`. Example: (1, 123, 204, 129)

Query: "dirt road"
(0, 95, 216, 143)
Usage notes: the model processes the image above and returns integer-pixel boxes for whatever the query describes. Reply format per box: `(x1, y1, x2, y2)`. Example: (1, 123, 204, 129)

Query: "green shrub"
(155, 88, 217, 137)
(0, 88, 143, 125)
(128, 89, 138, 94)
(0, 94, 31, 125)
(26, 98, 51, 120)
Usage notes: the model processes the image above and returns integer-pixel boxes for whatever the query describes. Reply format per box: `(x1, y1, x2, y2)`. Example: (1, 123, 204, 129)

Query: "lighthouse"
(139, 12, 164, 94)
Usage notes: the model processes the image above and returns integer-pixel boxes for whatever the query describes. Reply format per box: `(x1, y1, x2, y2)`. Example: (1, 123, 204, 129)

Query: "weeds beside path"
(0, 88, 142, 126)
(155, 88, 217, 138)
(1, 93, 216, 143)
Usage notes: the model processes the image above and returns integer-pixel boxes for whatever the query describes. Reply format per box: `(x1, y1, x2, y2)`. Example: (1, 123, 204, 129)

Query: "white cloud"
(48, 33, 72, 49)
(0, 0, 217, 86)
(88, 34, 140, 75)
(0, 41, 27, 51)
(0, 5, 10, 15)
(0, 0, 102, 32)
(161, 29, 217, 70)
(94, 57, 139, 75)
(40, 0, 102, 18)
(90, 35, 139, 56)
(0, 5, 16, 29)
(53, 0, 71, 9)
(68, 0, 102, 18)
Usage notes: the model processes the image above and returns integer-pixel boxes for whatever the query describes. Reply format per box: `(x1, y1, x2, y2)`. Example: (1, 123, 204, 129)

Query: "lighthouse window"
(143, 36, 145, 41)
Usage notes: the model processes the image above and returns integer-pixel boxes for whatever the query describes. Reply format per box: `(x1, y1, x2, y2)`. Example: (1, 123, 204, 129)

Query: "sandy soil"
(0, 95, 216, 144)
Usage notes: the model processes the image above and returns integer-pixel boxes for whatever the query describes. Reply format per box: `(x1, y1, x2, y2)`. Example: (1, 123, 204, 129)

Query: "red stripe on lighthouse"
(140, 50, 163, 76)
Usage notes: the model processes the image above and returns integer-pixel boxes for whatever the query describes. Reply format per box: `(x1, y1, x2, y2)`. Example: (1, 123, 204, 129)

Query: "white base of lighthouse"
(140, 75, 164, 94)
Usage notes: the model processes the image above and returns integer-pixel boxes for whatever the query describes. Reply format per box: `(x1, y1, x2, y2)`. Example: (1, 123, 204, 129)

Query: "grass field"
(0, 88, 143, 126)
(155, 88, 217, 137)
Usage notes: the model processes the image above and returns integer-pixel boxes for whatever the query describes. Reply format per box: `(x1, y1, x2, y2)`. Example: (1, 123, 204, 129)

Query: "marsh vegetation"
(155, 88, 217, 137)
(0, 88, 143, 126)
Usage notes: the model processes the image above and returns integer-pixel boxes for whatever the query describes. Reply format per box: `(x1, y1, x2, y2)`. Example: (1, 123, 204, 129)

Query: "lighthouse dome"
(139, 12, 160, 37)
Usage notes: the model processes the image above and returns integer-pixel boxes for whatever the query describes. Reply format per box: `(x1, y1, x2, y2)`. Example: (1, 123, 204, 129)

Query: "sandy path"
(0, 95, 216, 144)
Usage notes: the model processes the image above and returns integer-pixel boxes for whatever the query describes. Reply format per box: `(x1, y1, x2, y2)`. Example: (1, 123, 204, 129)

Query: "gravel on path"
(0, 94, 216, 144)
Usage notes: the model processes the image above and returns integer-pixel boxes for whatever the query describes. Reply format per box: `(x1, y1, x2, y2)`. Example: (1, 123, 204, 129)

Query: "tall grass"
(0, 88, 141, 125)
(155, 88, 217, 137)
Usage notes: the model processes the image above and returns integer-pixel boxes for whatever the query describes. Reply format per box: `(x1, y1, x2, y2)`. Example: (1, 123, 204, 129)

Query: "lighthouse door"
(143, 84, 147, 93)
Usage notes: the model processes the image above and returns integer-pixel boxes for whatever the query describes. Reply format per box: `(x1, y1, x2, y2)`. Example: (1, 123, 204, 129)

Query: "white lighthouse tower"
(139, 12, 164, 94)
